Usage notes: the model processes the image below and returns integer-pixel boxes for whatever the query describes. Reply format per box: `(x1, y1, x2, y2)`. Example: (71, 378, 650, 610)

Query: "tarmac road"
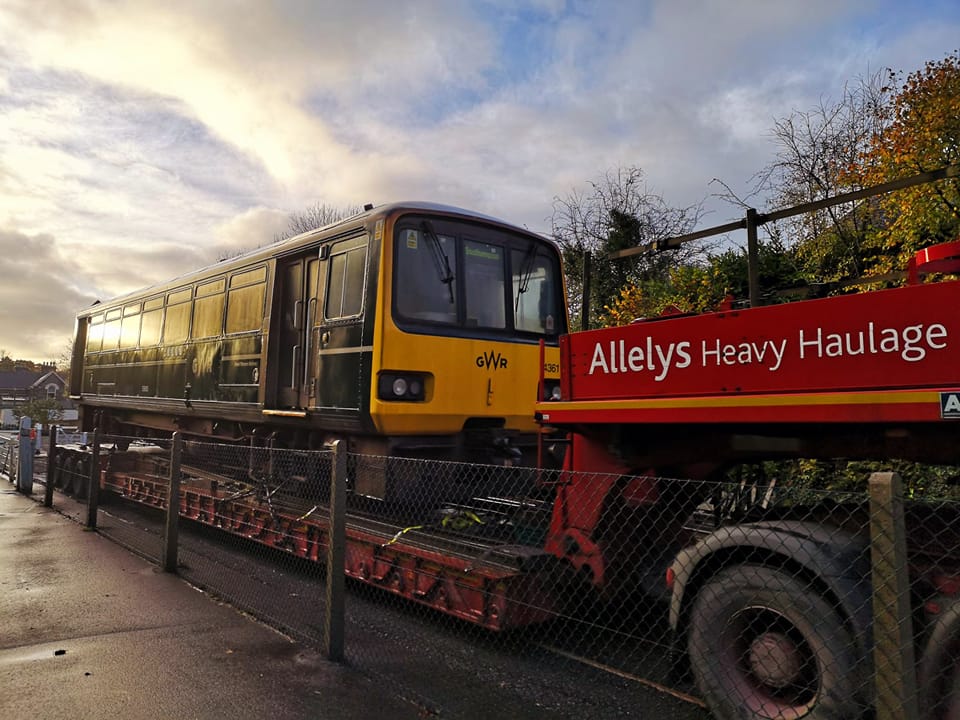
(0, 486, 426, 720)
(2, 476, 712, 719)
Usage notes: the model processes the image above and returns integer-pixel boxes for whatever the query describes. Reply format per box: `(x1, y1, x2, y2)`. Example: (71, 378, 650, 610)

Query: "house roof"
(0, 369, 65, 391)
(33, 371, 64, 388)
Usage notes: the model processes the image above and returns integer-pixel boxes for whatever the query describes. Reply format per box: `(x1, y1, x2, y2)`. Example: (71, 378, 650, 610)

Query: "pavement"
(0, 485, 427, 720)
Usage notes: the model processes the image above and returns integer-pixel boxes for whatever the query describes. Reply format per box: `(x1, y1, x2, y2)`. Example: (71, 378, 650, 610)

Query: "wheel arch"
(919, 598, 960, 720)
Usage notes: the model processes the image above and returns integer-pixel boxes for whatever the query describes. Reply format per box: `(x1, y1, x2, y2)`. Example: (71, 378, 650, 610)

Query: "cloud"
(1, 0, 498, 194)
(210, 206, 290, 258)
(0, 229, 94, 361)
(0, 0, 959, 360)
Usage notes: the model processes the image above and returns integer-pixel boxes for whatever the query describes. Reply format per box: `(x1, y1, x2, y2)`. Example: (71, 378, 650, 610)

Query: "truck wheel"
(919, 600, 960, 720)
(72, 457, 90, 499)
(688, 564, 862, 720)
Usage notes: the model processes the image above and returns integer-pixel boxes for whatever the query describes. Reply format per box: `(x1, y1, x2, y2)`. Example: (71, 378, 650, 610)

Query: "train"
(68, 201, 568, 501)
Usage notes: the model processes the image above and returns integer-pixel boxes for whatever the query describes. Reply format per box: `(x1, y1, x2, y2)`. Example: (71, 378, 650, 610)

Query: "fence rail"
(8, 428, 959, 720)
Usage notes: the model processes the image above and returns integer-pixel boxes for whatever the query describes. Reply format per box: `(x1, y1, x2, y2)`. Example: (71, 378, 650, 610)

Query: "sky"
(1, 0, 958, 363)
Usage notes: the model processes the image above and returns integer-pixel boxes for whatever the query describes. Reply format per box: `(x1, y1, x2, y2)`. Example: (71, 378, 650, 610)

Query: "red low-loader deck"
(78, 455, 566, 631)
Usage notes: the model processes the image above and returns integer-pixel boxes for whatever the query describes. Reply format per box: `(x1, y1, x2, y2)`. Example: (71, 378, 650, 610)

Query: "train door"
(310, 234, 369, 414)
(276, 253, 321, 409)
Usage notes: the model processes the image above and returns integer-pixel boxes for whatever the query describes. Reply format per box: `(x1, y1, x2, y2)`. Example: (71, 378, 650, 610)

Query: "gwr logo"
(940, 392, 960, 419)
(476, 350, 508, 370)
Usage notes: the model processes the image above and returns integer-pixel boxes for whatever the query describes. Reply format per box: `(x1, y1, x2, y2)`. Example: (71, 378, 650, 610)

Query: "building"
(0, 364, 77, 429)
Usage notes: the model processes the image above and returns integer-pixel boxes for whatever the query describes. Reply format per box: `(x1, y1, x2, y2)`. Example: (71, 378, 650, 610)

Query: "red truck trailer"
(534, 239, 960, 720)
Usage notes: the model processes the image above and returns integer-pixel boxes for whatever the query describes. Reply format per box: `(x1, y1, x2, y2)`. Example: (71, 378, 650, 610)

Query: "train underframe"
(50, 439, 570, 630)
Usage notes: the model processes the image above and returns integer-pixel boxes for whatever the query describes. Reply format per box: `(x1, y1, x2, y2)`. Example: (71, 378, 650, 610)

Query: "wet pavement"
(0, 486, 427, 720)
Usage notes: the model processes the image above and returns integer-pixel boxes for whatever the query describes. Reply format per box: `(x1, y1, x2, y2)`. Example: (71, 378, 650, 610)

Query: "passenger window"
(102, 308, 122, 351)
(192, 294, 224, 338)
(164, 290, 191, 344)
(225, 283, 265, 333)
(225, 267, 266, 334)
(192, 279, 225, 338)
(119, 303, 141, 349)
(139, 296, 164, 346)
(140, 309, 162, 346)
(325, 236, 367, 320)
(86, 315, 104, 353)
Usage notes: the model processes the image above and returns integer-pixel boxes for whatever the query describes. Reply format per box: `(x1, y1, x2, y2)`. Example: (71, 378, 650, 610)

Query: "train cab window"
(464, 240, 505, 328)
(226, 267, 266, 334)
(393, 217, 567, 339)
(395, 227, 458, 324)
(192, 278, 225, 338)
(325, 236, 367, 320)
(86, 314, 105, 353)
(512, 247, 559, 335)
(163, 288, 192, 344)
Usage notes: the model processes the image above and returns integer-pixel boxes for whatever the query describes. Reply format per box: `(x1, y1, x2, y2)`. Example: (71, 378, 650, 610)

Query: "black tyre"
(688, 564, 864, 720)
(72, 457, 90, 499)
(920, 600, 960, 720)
(59, 454, 77, 492)
(52, 453, 68, 489)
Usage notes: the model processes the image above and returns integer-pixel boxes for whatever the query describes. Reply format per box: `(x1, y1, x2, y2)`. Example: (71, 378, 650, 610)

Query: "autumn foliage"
(594, 51, 960, 330)
(854, 51, 960, 273)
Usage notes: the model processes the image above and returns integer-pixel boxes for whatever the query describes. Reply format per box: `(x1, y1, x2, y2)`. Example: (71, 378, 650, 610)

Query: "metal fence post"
(869, 471, 919, 720)
(17, 416, 33, 494)
(44, 424, 57, 507)
(7, 434, 18, 486)
(324, 440, 346, 661)
(85, 428, 101, 529)
(162, 432, 183, 573)
(746, 207, 760, 307)
(580, 250, 592, 332)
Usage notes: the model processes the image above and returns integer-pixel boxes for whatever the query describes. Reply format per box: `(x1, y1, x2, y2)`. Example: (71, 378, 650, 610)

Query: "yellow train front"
(70, 202, 566, 501)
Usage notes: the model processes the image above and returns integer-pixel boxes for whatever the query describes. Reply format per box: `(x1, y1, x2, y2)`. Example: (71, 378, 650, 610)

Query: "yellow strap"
(382, 525, 424, 547)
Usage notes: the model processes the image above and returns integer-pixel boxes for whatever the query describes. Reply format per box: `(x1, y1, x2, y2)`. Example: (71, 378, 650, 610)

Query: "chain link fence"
(1, 430, 48, 493)
(0, 435, 17, 480)
(12, 428, 960, 720)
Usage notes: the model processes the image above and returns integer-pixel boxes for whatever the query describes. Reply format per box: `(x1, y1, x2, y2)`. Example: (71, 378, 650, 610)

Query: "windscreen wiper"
(515, 243, 538, 313)
(422, 220, 455, 303)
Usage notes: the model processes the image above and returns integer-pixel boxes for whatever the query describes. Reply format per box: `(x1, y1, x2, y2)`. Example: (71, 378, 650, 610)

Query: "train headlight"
(378, 372, 427, 401)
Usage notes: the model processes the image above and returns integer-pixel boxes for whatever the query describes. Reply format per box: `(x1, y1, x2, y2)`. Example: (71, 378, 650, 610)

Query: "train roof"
(77, 201, 554, 318)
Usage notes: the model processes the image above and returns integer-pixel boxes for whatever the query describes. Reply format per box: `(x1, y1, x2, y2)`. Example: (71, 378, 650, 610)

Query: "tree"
(750, 71, 893, 282)
(274, 202, 364, 243)
(56, 336, 74, 388)
(599, 237, 803, 326)
(551, 167, 705, 329)
(14, 397, 63, 429)
(716, 53, 960, 494)
(853, 51, 960, 273)
(216, 202, 367, 262)
(753, 52, 960, 283)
